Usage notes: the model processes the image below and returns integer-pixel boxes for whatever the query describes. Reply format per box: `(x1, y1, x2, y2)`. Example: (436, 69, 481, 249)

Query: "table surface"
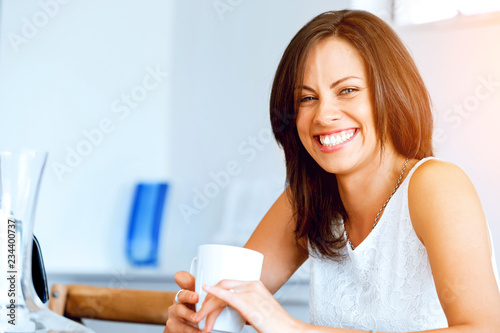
(46, 270, 310, 333)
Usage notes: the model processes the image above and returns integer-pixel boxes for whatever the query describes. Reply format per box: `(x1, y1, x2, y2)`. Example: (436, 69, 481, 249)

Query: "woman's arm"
(193, 187, 309, 331)
(406, 159, 500, 331)
(244, 187, 309, 294)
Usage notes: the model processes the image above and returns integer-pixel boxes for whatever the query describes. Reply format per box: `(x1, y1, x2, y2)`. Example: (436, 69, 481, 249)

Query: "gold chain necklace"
(344, 157, 409, 251)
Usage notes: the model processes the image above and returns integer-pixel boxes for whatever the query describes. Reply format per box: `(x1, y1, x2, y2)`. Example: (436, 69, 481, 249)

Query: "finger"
(182, 317, 201, 329)
(193, 294, 227, 323)
(218, 280, 267, 295)
(203, 306, 224, 333)
(165, 318, 202, 333)
(202, 284, 239, 308)
(200, 293, 216, 307)
(183, 325, 202, 333)
(170, 303, 197, 323)
(175, 271, 196, 291)
(214, 279, 251, 289)
(177, 289, 199, 304)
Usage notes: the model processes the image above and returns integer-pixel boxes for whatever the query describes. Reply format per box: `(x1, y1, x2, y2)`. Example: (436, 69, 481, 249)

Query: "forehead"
(303, 37, 367, 80)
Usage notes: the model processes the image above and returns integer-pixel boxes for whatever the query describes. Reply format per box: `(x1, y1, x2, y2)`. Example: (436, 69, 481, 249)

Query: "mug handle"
(190, 257, 198, 277)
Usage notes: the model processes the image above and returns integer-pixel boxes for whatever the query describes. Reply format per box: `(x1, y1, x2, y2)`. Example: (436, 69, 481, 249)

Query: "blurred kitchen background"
(0, 0, 499, 332)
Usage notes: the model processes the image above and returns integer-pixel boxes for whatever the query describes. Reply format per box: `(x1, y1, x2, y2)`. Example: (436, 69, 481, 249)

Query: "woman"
(165, 10, 500, 333)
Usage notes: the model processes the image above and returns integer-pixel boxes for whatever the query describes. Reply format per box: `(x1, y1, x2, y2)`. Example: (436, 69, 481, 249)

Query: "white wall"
(395, 12, 500, 268)
(0, 0, 174, 272)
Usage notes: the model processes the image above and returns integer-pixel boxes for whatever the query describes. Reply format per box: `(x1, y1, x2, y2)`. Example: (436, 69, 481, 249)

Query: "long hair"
(270, 10, 434, 260)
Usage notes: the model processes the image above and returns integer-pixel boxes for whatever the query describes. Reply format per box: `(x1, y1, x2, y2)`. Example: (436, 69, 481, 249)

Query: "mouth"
(314, 128, 358, 148)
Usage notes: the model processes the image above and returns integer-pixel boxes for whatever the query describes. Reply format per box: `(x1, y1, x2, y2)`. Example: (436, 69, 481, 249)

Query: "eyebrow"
(296, 76, 362, 92)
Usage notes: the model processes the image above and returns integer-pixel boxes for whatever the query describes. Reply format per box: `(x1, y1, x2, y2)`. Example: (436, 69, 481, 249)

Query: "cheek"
(356, 105, 377, 135)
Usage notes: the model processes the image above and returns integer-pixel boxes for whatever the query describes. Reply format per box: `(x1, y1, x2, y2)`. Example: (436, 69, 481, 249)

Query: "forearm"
(244, 189, 308, 295)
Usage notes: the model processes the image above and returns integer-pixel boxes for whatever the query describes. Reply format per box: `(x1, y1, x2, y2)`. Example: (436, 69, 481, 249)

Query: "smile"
(316, 129, 357, 147)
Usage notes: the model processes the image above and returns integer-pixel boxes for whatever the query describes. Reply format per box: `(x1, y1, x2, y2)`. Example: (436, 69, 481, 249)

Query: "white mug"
(190, 244, 264, 333)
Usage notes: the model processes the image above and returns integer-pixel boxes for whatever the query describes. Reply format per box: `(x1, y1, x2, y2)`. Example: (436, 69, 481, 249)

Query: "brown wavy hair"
(270, 10, 434, 260)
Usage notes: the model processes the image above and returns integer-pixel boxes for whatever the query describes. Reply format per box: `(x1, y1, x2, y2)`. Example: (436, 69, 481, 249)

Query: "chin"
(313, 160, 347, 175)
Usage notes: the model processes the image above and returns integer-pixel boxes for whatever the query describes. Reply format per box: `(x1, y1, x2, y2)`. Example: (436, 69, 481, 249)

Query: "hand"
(164, 271, 202, 333)
(193, 280, 303, 333)
(189, 286, 231, 332)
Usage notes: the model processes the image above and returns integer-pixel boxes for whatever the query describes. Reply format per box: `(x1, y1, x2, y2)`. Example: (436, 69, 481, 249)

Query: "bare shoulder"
(408, 158, 479, 208)
(407, 159, 487, 247)
(409, 158, 471, 191)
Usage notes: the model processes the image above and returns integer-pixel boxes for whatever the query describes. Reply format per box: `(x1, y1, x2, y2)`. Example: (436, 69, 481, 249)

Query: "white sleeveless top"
(309, 157, 500, 331)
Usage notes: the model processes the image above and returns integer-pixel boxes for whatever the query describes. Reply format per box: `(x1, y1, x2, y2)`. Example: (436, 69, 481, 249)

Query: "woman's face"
(296, 37, 379, 175)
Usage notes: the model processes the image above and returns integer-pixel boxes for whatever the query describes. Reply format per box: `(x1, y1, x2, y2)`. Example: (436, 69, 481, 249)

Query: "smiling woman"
(297, 40, 376, 171)
(166, 9, 500, 333)
(271, 10, 433, 260)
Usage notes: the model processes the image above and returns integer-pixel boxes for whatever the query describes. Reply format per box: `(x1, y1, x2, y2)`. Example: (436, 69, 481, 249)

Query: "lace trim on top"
(309, 157, 448, 331)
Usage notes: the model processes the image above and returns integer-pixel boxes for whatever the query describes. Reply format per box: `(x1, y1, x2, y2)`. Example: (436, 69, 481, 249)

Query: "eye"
(300, 96, 316, 103)
(339, 87, 358, 95)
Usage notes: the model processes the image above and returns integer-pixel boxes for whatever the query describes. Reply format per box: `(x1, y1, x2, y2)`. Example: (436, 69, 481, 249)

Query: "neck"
(337, 150, 409, 232)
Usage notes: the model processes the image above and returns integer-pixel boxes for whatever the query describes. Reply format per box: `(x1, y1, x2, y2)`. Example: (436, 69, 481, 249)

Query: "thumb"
(175, 271, 196, 291)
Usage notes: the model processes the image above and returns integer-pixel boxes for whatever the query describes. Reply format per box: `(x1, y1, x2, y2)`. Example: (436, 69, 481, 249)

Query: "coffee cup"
(190, 244, 264, 333)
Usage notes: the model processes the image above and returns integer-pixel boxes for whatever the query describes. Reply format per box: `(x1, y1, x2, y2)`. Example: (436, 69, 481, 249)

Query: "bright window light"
(458, 0, 500, 15)
(352, 0, 500, 25)
(395, 0, 459, 25)
(409, 0, 458, 24)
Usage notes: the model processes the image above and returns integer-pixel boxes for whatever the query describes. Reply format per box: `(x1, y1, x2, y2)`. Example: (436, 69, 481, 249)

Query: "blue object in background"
(126, 182, 169, 267)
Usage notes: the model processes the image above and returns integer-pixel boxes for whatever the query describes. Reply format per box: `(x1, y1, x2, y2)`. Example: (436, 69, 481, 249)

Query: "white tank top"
(309, 157, 500, 331)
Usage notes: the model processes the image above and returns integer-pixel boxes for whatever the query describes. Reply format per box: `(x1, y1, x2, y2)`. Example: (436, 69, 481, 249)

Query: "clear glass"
(0, 151, 94, 333)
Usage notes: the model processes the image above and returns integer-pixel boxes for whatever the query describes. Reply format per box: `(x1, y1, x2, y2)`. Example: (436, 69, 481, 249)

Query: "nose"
(313, 97, 343, 126)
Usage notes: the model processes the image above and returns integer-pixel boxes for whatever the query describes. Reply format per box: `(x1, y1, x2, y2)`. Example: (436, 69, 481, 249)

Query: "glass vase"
(0, 151, 94, 333)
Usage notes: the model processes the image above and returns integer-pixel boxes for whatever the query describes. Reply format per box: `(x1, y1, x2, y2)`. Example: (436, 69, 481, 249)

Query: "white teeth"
(319, 131, 355, 147)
